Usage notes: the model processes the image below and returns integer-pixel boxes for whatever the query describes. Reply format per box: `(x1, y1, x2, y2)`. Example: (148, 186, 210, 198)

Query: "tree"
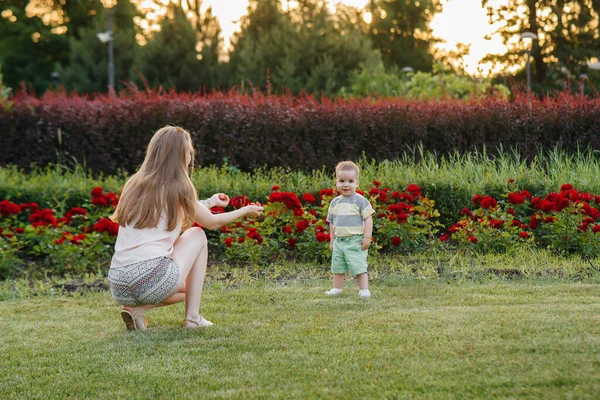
(59, 0, 139, 93)
(0, 1, 69, 93)
(228, 0, 378, 96)
(134, 5, 203, 91)
(482, 0, 600, 89)
(367, 0, 441, 73)
(196, 6, 225, 90)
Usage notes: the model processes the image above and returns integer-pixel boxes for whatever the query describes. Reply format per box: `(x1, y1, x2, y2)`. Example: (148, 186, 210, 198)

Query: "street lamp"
(520, 32, 537, 92)
(579, 74, 588, 96)
(97, 0, 116, 92)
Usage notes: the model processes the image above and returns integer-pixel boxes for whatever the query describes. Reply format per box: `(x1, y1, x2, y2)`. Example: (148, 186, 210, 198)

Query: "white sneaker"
(324, 288, 342, 296)
(359, 289, 371, 298)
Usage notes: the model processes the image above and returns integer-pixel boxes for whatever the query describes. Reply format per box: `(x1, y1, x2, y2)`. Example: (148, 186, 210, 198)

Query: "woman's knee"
(184, 227, 207, 244)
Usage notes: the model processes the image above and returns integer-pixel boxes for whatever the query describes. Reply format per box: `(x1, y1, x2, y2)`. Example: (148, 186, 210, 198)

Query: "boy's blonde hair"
(111, 126, 198, 231)
(335, 161, 360, 178)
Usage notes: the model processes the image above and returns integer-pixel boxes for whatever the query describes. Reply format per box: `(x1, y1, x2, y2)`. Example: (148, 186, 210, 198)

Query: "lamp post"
(579, 74, 588, 96)
(520, 32, 537, 92)
(97, 1, 116, 92)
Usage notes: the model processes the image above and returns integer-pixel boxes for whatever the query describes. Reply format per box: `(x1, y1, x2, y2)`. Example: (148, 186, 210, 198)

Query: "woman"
(108, 126, 263, 330)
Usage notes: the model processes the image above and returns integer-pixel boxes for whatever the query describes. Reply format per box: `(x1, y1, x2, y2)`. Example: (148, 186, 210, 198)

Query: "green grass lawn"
(1, 279, 599, 399)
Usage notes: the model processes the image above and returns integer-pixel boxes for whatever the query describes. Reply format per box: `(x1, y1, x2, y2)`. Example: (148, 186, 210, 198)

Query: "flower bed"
(2, 180, 600, 279)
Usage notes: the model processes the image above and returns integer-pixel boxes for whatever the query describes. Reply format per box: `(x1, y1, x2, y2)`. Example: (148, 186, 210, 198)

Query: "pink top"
(111, 213, 182, 268)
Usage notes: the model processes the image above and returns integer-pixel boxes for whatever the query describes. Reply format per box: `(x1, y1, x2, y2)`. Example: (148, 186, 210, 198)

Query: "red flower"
(295, 220, 310, 233)
(391, 236, 402, 246)
(14, 227, 25, 234)
(560, 184, 574, 192)
(30, 209, 57, 228)
(450, 220, 467, 233)
(92, 196, 109, 206)
(506, 208, 515, 215)
(288, 238, 297, 247)
(459, 207, 473, 217)
(302, 193, 317, 204)
(70, 234, 86, 245)
(369, 188, 388, 203)
(507, 192, 525, 205)
(211, 207, 226, 214)
(406, 184, 422, 197)
(592, 225, 600, 233)
(519, 232, 530, 239)
(529, 215, 540, 230)
(466, 235, 478, 244)
(319, 188, 335, 199)
(508, 178, 515, 183)
(237, 237, 246, 243)
(271, 185, 280, 191)
(372, 180, 381, 187)
(388, 203, 411, 215)
(396, 213, 408, 224)
(489, 219, 504, 229)
(19, 202, 39, 212)
(553, 197, 570, 212)
(224, 237, 234, 247)
(439, 233, 450, 242)
(472, 194, 483, 206)
(480, 196, 498, 210)
(315, 232, 330, 242)
(65, 207, 87, 221)
(230, 195, 251, 209)
(93, 217, 119, 236)
(282, 226, 293, 234)
(269, 192, 303, 211)
(0, 200, 21, 216)
(91, 187, 104, 197)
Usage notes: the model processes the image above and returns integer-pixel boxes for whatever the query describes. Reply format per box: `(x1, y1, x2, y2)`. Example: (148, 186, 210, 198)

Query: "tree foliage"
(134, 5, 203, 91)
(228, 0, 378, 96)
(368, 0, 441, 73)
(482, 0, 600, 90)
(58, 1, 139, 93)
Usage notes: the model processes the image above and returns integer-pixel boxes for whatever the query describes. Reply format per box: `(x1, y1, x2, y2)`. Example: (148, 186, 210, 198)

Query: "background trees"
(481, 0, 600, 91)
(1, 0, 599, 96)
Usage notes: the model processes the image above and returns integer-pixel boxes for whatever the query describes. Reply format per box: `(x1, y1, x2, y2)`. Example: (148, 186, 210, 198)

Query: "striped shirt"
(326, 193, 375, 237)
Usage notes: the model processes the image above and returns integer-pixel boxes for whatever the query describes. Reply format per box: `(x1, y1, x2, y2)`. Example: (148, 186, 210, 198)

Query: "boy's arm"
(329, 223, 335, 251)
(361, 215, 373, 250)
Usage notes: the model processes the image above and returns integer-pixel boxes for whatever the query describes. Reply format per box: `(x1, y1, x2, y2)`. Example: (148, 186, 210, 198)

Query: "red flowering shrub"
(3, 90, 599, 176)
(442, 184, 600, 255)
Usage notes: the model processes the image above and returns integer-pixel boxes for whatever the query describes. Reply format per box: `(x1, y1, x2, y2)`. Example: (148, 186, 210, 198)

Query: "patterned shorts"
(108, 256, 181, 306)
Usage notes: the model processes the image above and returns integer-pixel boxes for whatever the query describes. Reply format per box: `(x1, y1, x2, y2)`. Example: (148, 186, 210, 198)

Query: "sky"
(202, 0, 507, 76)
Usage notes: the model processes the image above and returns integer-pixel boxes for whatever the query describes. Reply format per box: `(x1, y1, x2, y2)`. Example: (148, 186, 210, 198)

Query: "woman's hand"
(243, 204, 264, 218)
(210, 193, 230, 208)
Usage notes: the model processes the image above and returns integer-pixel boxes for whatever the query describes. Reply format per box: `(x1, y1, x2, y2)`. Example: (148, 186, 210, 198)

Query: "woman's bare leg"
(170, 227, 209, 323)
(121, 227, 208, 325)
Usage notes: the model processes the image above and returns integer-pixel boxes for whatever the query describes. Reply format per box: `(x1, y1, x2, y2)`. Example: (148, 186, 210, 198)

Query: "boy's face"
(336, 169, 359, 197)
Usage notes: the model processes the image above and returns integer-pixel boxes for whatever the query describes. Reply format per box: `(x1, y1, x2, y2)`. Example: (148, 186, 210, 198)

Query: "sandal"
(183, 316, 214, 328)
(121, 308, 147, 331)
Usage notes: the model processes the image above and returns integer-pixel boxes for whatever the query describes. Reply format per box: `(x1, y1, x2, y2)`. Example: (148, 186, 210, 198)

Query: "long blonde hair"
(111, 126, 198, 231)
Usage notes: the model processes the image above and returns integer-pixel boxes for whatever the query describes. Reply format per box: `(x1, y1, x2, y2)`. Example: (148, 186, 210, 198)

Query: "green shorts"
(331, 235, 368, 276)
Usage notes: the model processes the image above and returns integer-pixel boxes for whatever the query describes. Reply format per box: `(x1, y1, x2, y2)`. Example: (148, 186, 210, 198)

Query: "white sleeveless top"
(111, 213, 182, 268)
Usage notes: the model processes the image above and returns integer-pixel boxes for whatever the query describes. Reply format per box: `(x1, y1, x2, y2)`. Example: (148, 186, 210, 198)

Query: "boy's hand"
(330, 239, 334, 252)
(361, 237, 371, 251)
